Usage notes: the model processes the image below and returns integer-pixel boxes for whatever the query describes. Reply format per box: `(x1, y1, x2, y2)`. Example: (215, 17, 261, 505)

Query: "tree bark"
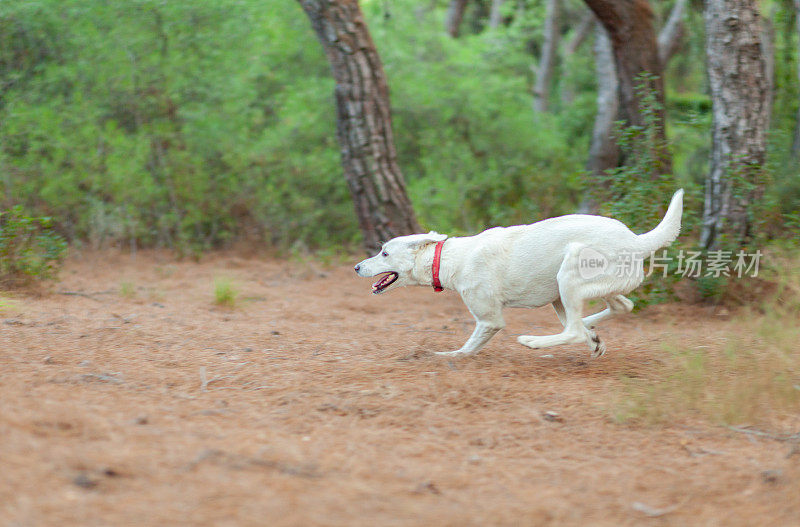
(582, 0, 670, 175)
(445, 0, 468, 37)
(533, 0, 561, 112)
(701, 0, 770, 250)
(587, 22, 620, 179)
(298, 0, 421, 251)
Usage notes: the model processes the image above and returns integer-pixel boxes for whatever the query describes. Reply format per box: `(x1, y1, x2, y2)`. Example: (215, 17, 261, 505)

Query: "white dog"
(355, 190, 683, 358)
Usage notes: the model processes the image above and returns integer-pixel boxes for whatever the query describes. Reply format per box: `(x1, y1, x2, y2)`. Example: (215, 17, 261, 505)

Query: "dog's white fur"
(355, 190, 683, 358)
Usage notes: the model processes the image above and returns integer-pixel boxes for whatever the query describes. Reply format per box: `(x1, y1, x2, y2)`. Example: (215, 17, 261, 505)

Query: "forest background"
(1, 0, 798, 279)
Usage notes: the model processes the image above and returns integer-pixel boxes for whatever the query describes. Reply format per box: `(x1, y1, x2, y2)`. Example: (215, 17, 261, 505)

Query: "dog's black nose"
(354, 264, 361, 273)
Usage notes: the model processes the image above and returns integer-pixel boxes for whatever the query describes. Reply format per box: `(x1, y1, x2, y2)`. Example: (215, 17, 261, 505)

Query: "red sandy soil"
(1, 250, 798, 526)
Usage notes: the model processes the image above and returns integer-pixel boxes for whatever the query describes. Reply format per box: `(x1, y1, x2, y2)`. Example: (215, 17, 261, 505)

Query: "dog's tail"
(635, 189, 684, 254)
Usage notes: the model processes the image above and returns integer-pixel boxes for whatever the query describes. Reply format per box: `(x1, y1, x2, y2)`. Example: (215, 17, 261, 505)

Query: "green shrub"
(119, 280, 136, 299)
(213, 277, 238, 308)
(0, 206, 67, 287)
(0, 0, 589, 251)
(0, 0, 796, 255)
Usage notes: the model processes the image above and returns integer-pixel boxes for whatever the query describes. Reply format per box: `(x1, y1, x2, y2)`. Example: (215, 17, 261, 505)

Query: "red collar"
(431, 240, 445, 292)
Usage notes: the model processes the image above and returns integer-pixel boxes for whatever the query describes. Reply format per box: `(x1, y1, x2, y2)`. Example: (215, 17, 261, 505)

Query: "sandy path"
(1, 250, 798, 526)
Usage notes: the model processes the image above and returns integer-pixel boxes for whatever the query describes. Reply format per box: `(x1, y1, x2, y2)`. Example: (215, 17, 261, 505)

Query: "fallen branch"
(726, 425, 800, 442)
(58, 290, 114, 302)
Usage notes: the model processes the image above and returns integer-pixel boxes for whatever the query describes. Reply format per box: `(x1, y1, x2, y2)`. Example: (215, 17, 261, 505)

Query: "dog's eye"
(381, 250, 388, 257)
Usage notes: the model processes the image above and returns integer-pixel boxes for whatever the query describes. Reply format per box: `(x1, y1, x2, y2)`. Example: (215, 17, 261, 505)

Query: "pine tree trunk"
(445, 0, 468, 37)
(584, 0, 683, 173)
(701, 0, 770, 250)
(532, 0, 560, 112)
(582, 0, 670, 175)
(298, 0, 421, 251)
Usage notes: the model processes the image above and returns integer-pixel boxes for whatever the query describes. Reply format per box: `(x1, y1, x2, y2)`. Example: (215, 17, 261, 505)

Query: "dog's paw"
(517, 335, 542, 349)
(589, 332, 606, 359)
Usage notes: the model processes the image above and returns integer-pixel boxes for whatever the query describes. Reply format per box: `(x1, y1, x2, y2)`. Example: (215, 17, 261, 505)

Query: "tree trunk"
(489, 0, 505, 29)
(582, 0, 670, 175)
(445, 0, 468, 37)
(298, 0, 421, 251)
(533, 0, 561, 112)
(701, 0, 770, 250)
(587, 22, 620, 179)
(792, 0, 800, 157)
(657, 0, 687, 67)
(578, 22, 619, 214)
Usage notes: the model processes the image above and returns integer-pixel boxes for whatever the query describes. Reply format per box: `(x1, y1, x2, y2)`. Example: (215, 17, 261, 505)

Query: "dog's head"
(354, 231, 447, 294)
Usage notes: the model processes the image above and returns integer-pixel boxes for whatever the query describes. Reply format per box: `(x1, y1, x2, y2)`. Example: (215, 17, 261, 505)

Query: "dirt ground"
(1, 250, 798, 526)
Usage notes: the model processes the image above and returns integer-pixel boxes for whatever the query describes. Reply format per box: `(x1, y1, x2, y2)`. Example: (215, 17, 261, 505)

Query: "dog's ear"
(406, 231, 447, 249)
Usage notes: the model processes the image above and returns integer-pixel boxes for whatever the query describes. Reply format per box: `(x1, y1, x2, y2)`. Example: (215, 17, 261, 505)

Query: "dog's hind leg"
(582, 294, 634, 329)
(518, 244, 607, 357)
(556, 295, 633, 331)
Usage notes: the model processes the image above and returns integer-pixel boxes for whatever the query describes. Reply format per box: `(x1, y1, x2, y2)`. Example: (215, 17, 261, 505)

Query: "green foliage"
(0, 0, 591, 251)
(368, 2, 587, 234)
(1, 0, 354, 251)
(695, 274, 728, 302)
(0, 0, 797, 255)
(593, 75, 676, 232)
(213, 277, 238, 308)
(0, 206, 67, 287)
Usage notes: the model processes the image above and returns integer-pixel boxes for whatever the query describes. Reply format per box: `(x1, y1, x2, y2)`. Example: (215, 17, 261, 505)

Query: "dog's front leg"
(436, 287, 505, 357)
(435, 319, 503, 357)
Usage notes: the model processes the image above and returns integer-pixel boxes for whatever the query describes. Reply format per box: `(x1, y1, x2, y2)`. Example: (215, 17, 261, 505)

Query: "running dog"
(354, 190, 683, 358)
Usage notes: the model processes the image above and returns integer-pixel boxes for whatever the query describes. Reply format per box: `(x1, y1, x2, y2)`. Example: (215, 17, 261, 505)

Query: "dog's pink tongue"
(372, 273, 391, 292)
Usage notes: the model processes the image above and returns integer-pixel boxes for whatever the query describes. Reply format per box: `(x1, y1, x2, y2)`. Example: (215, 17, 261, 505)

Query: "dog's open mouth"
(372, 272, 398, 294)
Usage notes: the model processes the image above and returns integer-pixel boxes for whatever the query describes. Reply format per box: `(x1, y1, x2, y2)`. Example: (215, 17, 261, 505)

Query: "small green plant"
(213, 278, 238, 308)
(119, 281, 136, 299)
(0, 294, 20, 314)
(0, 206, 67, 288)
